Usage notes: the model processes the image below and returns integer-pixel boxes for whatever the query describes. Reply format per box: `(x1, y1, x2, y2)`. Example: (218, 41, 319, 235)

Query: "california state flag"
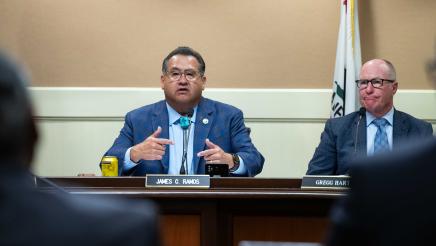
(331, 0, 362, 118)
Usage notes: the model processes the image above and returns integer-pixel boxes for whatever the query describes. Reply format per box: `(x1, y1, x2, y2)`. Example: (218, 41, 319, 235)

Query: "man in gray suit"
(0, 52, 160, 246)
(307, 59, 433, 175)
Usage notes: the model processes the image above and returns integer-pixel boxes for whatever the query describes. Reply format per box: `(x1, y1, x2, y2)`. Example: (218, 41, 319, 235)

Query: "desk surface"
(38, 177, 344, 246)
(39, 177, 344, 197)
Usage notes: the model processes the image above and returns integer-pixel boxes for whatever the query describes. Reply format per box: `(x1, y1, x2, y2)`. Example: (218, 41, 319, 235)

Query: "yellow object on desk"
(100, 156, 118, 177)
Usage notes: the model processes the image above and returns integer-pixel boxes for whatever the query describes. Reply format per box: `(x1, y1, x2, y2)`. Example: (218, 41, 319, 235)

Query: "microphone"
(354, 107, 366, 153)
(179, 109, 194, 175)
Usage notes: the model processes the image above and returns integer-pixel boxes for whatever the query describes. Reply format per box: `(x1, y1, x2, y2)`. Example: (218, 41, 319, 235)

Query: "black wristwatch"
(229, 153, 240, 172)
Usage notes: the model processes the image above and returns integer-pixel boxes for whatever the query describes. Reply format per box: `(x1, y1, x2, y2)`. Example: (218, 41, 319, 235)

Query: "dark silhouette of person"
(0, 51, 160, 246)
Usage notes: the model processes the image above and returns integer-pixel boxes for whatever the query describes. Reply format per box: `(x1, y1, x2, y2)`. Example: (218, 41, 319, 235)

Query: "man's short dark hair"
(0, 52, 37, 166)
(162, 46, 206, 76)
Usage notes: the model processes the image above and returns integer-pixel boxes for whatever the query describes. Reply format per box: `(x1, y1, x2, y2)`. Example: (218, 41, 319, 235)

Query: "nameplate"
(145, 175, 210, 189)
(301, 175, 350, 190)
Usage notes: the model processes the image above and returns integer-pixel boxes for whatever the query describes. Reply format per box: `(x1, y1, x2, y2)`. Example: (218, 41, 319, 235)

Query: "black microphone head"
(358, 107, 366, 116)
(187, 109, 194, 118)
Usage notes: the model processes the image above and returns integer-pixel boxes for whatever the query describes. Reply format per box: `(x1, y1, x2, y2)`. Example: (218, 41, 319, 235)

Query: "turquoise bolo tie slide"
(179, 116, 191, 129)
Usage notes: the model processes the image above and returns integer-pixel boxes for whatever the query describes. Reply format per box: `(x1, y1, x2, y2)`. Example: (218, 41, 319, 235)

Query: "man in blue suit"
(105, 47, 264, 176)
(307, 59, 433, 175)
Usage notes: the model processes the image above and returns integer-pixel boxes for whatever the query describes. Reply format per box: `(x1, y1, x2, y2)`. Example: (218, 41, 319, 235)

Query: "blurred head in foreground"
(0, 52, 37, 169)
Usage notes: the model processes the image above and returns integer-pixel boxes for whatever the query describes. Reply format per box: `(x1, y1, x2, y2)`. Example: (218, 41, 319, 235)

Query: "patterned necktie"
(373, 118, 390, 154)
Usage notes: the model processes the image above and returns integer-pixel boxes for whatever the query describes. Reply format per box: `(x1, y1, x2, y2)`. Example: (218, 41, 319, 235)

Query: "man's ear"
(392, 81, 398, 95)
(160, 75, 165, 89)
(201, 76, 207, 90)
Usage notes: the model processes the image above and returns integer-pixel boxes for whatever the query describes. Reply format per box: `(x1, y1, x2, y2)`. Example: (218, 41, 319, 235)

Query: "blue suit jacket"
(105, 97, 264, 176)
(307, 109, 433, 175)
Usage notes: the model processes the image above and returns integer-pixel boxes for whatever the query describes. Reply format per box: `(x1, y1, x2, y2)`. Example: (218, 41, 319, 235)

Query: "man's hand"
(197, 139, 234, 168)
(130, 127, 174, 162)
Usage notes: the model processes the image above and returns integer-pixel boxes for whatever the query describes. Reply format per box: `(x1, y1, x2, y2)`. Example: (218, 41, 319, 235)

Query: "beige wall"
(1, 0, 436, 88)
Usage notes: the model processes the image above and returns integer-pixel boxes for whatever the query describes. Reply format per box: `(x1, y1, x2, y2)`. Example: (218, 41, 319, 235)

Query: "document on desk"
(301, 175, 350, 190)
(145, 174, 210, 189)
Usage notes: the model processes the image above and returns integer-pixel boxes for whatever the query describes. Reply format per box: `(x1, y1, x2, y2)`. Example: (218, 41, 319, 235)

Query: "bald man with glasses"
(307, 59, 433, 175)
(325, 48, 436, 246)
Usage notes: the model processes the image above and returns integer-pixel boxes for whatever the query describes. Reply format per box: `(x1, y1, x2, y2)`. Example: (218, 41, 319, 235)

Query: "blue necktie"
(373, 118, 390, 154)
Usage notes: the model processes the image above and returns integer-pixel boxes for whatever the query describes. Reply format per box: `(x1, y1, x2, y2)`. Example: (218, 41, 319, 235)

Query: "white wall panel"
(30, 88, 436, 177)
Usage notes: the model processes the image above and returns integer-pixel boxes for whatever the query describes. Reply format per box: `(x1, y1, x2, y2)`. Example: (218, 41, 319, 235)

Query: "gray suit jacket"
(306, 109, 433, 175)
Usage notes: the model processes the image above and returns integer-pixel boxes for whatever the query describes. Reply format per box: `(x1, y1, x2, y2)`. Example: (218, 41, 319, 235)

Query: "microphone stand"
(180, 127, 190, 175)
(179, 111, 193, 175)
(354, 107, 366, 153)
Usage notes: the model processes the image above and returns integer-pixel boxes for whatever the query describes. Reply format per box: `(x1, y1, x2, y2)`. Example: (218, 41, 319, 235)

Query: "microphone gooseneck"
(354, 107, 366, 153)
(358, 107, 366, 117)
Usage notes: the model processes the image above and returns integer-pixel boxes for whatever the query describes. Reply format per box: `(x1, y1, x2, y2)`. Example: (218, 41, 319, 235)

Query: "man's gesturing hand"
(197, 139, 234, 168)
(130, 127, 174, 162)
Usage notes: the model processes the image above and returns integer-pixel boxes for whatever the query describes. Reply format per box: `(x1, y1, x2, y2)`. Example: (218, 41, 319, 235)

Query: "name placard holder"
(146, 175, 210, 189)
(301, 175, 350, 190)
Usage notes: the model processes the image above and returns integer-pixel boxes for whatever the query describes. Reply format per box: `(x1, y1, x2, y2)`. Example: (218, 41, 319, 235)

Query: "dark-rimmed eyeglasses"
(355, 78, 395, 89)
(166, 69, 201, 82)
